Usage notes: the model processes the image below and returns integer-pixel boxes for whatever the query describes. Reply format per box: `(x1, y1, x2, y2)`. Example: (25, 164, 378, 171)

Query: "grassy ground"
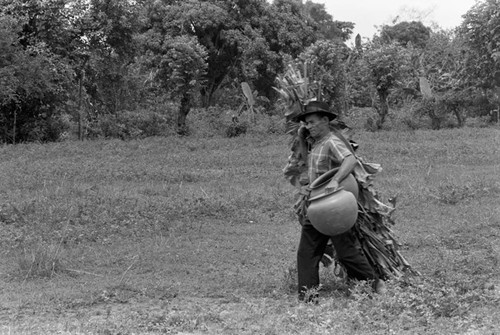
(0, 127, 499, 334)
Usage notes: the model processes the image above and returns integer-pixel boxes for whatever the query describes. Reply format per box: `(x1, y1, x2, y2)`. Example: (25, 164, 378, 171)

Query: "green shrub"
(188, 106, 233, 137)
(248, 114, 284, 135)
(18, 113, 72, 142)
(119, 109, 173, 138)
(86, 108, 176, 140)
(385, 102, 431, 131)
(225, 122, 248, 137)
(16, 241, 66, 279)
(343, 107, 379, 130)
(433, 179, 500, 205)
(465, 116, 494, 127)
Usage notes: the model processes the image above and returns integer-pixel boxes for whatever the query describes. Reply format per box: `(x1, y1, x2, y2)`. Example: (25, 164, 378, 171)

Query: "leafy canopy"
(458, 0, 500, 89)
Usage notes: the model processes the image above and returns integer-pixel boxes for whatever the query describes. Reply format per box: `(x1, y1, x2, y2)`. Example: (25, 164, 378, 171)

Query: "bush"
(119, 109, 173, 138)
(225, 122, 247, 137)
(20, 114, 72, 142)
(188, 106, 234, 137)
(469, 94, 496, 117)
(385, 102, 431, 131)
(188, 106, 286, 137)
(247, 114, 284, 135)
(342, 107, 379, 131)
(85, 108, 176, 140)
(466, 116, 495, 127)
(16, 241, 66, 279)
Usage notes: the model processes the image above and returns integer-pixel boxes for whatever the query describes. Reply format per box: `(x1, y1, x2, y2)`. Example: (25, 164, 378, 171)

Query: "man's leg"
(330, 228, 376, 281)
(297, 224, 330, 298)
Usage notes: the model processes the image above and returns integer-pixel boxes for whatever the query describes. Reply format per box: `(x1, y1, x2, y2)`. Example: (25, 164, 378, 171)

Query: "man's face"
(304, 113, 329, 139)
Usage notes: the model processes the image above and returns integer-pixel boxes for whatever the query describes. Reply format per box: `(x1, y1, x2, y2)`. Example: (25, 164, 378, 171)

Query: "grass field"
(0, 127, 499, 334)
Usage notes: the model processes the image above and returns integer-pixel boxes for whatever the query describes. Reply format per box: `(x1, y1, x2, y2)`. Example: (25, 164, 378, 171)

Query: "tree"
(215, 0, 279, 102)
(298, 40, 348, 116)
(379, 21, 431, 48)
(139, 0, 230, 133)
(420, 30, 473, 127)
(361, 42, 412, 128)
(150, 35, 208, 135)
(139, 0, 247, 120)
(77, 0, 142, 115)
(0, 0, 147, 141)
(227, 0, 345, 102)
(242, 0, 354, 100)
(165, 0, 239, 106)
(0, 0, 357, 140)
(263, 0, 320, 58)
(458, 0, 500, 90)
(0, 16, 22, 143)
(304, 1, 354, 42)
(1, 0, 76, 55)
(138, 0, 341, 132)
(0, 3, 75, 143)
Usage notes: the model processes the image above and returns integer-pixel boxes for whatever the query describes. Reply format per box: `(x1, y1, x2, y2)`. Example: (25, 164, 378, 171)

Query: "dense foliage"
(379, 21, 431, 48)
(0, 0, 498, 142)
(459, 0, 500, 90)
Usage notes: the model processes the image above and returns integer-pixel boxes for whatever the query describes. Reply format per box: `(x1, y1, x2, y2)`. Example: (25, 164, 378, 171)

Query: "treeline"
(0, 0, 499, 143)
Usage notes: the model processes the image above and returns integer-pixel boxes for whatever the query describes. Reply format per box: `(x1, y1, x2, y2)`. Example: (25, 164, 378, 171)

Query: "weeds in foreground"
(429, 177, 500, 205)
(16, 240, 66, 279)
(346, 276, 500, 329)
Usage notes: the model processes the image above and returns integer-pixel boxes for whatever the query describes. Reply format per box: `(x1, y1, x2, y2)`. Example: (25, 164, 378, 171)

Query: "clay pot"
(307, 169, 359, 236)
(308, 168, 359, 200)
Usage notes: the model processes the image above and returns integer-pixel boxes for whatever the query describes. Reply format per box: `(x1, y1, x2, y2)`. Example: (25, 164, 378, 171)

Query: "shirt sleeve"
(326, 136, 353, 164)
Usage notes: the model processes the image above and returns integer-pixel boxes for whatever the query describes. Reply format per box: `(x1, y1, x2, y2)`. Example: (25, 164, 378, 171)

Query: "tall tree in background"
(1, 0, 75, 54)
(234, 0, 354, 101)
(458, 0, 500, 90)
(0, 0, 75, 143)
(139, 0, 233, 133)
(151, 35, 208, 135)
(304, 0, 353, 42)
(298, 40, 348, 115)
(233, 0, 342, 101)
(0, 0, 144, 141)
(415, 30, 473, 128)
(149, 0, 242, 106)
(361, 42, 412, 128)
(79, 0, 141, 114)
(138, 0, 351, 131)
(229, 1, 281, 103)
(379, 21, 431, 48)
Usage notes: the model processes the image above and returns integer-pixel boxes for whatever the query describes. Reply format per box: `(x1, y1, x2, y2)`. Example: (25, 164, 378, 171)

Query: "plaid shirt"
(308, 132, 353, 183)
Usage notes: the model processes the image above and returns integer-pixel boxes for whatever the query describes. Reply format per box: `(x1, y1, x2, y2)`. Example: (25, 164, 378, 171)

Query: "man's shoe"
(299, 291, 319, 304)
(304, 293, 319, 304)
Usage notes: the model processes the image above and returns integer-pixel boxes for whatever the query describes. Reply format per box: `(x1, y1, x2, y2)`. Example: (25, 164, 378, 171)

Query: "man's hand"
(298, 125, 308, 139)
(325, 179, 339, 194)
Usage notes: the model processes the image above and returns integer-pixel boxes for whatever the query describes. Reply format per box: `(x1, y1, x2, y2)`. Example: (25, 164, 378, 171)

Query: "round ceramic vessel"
(307, 189, 358, 236)
(308, 170, 359, 200)
(307, 169, 359, 236)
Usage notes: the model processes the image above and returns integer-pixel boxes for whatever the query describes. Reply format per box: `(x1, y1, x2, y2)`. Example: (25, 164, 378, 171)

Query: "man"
(291, 101, 385, 302)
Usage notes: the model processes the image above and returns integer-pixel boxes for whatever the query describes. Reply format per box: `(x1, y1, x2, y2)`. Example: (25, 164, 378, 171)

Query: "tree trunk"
(376, 90, 389, 129)
(453, 108, 465, 127)
(13, 107, 17, 144)
(200, 88, 208, 107)
(78, 76, 83, 140)
(428, 107, 441, 130)
(200, 86, 215, 107)
(177, 92, 191, 135)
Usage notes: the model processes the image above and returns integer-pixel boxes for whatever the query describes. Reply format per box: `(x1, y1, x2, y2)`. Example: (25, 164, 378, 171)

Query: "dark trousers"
(297, 223, 377, 295)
